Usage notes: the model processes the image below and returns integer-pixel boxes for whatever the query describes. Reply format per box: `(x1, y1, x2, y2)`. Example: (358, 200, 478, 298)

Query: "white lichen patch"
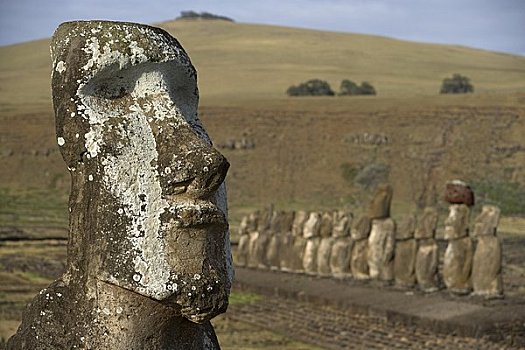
(55, 60, 66, 73)
(57, 137, 65, 146)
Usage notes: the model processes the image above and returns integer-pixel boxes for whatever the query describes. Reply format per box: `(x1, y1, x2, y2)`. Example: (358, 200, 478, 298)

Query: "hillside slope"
(0, 20, 524, 109)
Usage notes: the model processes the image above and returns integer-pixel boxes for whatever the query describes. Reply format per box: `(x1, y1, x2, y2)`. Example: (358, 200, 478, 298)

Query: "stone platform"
(233, 267, 525, 346)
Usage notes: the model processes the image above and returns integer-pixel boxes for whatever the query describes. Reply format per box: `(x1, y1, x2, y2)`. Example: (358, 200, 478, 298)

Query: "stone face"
(332, 211, 352, 237)
(351, 215, 371, 240)
(367, 184, 393, 219)
(351, 239, 369, 279)
(265, 231, 281, 270)
(394, 239, 417, 287)
(443, 236, 473, 294)
(367, 218, 395, 281)
(329, 236, 353, 278)
(444, 180, 474, 206)
(396, 214, 416, 240)
(472, 235, 503, 297)
(415, 239, 439, 292)
(291, 235, 308, 272)
(472, 205, 501, 237)
(292, 211, 308, 237)
(444, 204, 470, 240)
(319, 212, 334, 238)
(303, 212, 321, 239)
(414, 207, 438, 240)
(9, 21, 230, 349)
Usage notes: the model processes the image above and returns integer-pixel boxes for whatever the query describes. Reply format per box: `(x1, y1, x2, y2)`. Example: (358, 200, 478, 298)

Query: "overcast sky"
(1, 0, 524, 55)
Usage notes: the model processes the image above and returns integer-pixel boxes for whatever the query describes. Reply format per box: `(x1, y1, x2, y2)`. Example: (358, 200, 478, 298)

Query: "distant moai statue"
(329, 211, 353, 278)
(414, 207, 440, 292)
(442, 181, 473, 294)
(249, 206, 273, 269)
(289, 210, 309, 272)
(350, 215, 371, 279)
(367, 185, 395, 282)
(471, 205, 503, 297)
(394, 214, 417, 287)
(302, 212, 322, 274)
(266, 210, 295, 270)
(9, 21, 233, 349)
(317, 211, 335, 276)
(237, 213, 257, 267)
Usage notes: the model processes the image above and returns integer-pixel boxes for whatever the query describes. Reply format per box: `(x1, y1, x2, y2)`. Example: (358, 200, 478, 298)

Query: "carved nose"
(187, 148, 229, 199)
(163, 144, 229, 199)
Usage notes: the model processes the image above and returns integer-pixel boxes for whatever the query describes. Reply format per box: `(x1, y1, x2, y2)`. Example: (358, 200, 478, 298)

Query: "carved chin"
(163, 276, 230, 323)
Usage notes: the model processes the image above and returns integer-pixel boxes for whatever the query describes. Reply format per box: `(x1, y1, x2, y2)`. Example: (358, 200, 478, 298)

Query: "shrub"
(471, 180, 525, 216)
(177, 11, 234, 22)
(440, 74, 474, 94)
(340, 162, 359, 184)
(353, 163, 390, 189)
(287, 79, 335, 96)
(339, 80, 376, 95)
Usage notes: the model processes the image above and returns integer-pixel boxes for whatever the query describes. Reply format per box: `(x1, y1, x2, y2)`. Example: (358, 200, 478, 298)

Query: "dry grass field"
(0, 18, 524, 348)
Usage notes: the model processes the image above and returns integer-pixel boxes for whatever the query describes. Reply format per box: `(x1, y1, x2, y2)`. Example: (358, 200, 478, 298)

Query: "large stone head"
(51, 21, 233, 323)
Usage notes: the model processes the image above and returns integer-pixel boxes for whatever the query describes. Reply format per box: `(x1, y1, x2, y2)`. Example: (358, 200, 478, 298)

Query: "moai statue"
(236, 215, 251, 267)
(394, 214, 417, 287)
(302, 212, 322, 274)
(9, 21, 232, 350)
(266, 210, 294, 270)
(275, 211, 295, 272)
(367, 218, 396, 282)
(443, 196, 473, 294)
(329, 211, 353, 278)
(289, 210, 309, 273)
(350, 215, 371, 279)
(414, 207, 440, 292)
(316, 211, 335, 276)
(247, 211, 261, 268)
(367, 184, 393, 219)
(471, 205, 503, 297)
(249, 207, 273, 269)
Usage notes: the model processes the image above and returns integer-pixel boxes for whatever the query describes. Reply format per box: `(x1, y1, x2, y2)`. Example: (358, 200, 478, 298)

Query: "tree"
(339, 80, 376, 95)
(286, 79, 335, 96)
(440, 74, 474, 94)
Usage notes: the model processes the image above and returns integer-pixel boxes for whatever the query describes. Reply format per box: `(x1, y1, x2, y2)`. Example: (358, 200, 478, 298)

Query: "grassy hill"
(1, 20, 524, 109)
(0, 20, 525, 234)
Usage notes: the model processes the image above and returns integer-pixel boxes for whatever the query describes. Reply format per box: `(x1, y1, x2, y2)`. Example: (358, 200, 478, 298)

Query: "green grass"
(229, 291, 262, 305)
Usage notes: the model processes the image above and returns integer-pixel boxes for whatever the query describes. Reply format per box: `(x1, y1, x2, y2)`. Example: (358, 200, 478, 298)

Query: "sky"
(1, 0, 524, 55)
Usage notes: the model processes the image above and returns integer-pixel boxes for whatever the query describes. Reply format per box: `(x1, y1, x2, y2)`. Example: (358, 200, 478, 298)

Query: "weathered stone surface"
(329, 236, 353, 278)
(351, 239, 369, 279)
(303, 212, 321, 239)
(367, 184, 393, 219)
(367, 218, 395, 281)
(472, 235, 503, 297)
(303, 237, 321, 274)
(394, 239, 417, 287)
(9, 21, 231, 349)
(265, 231, 281, 270)
(278, 230, 295, 272)
(351, 215, 371, 241)
(257, 207, 273, 232)
(415, 239, 439, 292)
(251, 231, 270, 269)
(317, 236, 335, 276)
(414, 207, 438, 240)
(247, 231, 261, 268)
(444, 180, 474, 206)
(291, 235, 308, 273)
(246, 212, 259, 232)
(444, 204, 470, 240)
(443, 236, 473, 294)
(238, 215, 250, 236)
(472, 205, 501, 237)
(332, 211, 352, 237)
(396, 214, 416, 240)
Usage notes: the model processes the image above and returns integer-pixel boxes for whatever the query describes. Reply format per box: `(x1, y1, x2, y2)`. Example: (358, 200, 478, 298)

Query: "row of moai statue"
(236, 183, 503, 298)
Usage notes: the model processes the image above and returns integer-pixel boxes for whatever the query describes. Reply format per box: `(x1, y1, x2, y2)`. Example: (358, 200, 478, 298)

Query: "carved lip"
(166, 200, 227, 228)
